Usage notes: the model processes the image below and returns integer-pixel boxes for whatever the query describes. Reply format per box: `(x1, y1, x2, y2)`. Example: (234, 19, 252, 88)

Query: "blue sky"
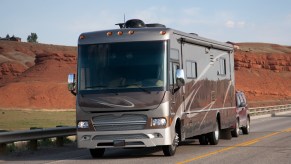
(1, 0, 291, 46)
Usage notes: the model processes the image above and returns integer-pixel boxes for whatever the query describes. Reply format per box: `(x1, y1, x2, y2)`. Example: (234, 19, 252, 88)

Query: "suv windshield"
(78, 41, 166, 92)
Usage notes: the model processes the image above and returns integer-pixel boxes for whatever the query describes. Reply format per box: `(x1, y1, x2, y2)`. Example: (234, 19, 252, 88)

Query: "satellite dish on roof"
(115, 19, 166, 29)
(125, 19, 146, 28)
(146, 23, 166, 28)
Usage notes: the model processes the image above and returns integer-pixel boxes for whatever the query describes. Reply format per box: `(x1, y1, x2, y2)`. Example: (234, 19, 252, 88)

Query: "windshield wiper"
(122, 83, 151, 94)
(85, 85, 108, 89)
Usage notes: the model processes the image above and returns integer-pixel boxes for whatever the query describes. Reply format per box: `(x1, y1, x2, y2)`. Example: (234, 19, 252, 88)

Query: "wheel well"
(216, 113, 221, 129)
(175, 118, 182, 142)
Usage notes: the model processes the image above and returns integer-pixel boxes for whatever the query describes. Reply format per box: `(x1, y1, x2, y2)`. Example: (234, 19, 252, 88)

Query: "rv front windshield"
(78, 41, 167, 93)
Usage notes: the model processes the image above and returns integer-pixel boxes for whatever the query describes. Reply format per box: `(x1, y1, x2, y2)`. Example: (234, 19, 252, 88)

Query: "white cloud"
(225, 20, 246, 28)
(182, 7, 201, 16)
(66, 10, 117, 33)
(225, 20, 235, 28)
(237, 21, 246, 28)
(133, 6, 169, 24)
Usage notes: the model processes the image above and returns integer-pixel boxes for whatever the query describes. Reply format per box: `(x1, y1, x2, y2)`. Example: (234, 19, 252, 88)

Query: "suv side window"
(237, 93, 246, 107)
(236, 94, 242, 107)
(241, 93, 247, 104)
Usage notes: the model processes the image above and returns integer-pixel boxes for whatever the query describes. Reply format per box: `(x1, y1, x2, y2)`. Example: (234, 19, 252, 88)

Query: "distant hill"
(0, 40, 290, 109)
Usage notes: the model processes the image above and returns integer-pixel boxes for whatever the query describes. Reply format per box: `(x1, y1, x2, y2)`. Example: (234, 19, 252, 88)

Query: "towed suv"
(232, 91, 250, 137)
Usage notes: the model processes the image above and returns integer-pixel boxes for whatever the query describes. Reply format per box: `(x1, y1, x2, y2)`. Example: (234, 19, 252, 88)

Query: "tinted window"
(219, 58, 226, 75)
(186, 61, 197, 78)
(78, 41, 166, 92)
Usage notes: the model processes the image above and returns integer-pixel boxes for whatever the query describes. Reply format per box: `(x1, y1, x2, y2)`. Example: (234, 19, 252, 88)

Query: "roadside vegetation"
(5, 136, 75, 153)
(0, 109, 75, 131)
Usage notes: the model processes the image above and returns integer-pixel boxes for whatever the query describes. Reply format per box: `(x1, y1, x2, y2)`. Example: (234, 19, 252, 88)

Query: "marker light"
(160, 31, 166, 35)
(79, 35, 85, 39)
(117, 31, 123, 36)
(107, 32, 113, 36)
(128, 30, 134, 35)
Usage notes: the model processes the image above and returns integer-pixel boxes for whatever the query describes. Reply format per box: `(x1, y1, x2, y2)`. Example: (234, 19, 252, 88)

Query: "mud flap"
(220, 129, 232, 140)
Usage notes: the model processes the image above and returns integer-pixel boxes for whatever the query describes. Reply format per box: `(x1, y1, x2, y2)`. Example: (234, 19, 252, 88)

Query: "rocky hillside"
(0, 40, 290, 109)
(235, 43, 291, 106)
(0, 41, 77, 109)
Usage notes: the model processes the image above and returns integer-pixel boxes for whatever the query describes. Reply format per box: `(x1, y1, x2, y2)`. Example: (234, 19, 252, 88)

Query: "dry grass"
(0, 109, 75, 131)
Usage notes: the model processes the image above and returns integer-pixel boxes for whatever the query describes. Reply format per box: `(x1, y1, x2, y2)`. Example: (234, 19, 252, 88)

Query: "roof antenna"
(115, 14, 126, 29)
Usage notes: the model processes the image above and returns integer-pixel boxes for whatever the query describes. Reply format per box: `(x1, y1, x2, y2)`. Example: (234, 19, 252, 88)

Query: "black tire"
(231, 119, 240, 137)
(199, 134, 209, 145)
(207, 119, 220, 145)
(242, 117, 250, 135)
(90, 148, 105, 158)
(162, 132, 179, 156)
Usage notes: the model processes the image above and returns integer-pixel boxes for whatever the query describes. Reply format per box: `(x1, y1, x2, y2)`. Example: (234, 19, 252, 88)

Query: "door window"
(169, 62, 179, 87)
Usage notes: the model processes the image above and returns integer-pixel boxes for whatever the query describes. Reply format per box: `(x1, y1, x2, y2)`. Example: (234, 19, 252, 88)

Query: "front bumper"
(77, 127, 174, 149)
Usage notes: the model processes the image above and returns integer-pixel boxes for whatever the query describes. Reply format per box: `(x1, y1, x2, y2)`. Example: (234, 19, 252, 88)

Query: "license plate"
(113, 140, 126, 147)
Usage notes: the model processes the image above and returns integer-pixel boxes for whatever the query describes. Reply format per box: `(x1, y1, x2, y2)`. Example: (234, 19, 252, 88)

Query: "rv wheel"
(199, 134, 209, 145)
(207, 119, 220, 145)
(162, 132, 179, 156)
(90, 148, 105, 158)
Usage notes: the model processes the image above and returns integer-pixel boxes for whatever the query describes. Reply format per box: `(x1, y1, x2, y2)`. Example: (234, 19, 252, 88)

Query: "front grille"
(92, 134, 149, 140)
(97, 142, 145, 147)
(92, 114, 147, 131)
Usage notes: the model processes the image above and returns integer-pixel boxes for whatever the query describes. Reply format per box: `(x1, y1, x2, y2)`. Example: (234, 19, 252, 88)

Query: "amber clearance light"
(160, 31, 166, 35)
(128, 30, 134, 35)
(106, 32, 113, 36)
(117, 31, 123, 36)
(79, 35, 85, 39)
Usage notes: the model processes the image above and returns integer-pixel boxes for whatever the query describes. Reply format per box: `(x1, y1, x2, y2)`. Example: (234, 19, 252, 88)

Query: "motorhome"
(68, 19, 237, 157)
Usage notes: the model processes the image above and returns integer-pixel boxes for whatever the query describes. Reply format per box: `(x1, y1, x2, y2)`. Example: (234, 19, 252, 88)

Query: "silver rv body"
(71, 20, 236, 157)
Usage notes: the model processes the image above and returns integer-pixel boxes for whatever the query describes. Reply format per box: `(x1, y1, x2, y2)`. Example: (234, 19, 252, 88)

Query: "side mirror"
(68, 74, 76, 95)
(176, 69, 185, 87)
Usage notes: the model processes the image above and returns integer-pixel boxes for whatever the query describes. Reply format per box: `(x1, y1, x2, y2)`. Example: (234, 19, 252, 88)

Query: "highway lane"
(1, 112, 291, 164)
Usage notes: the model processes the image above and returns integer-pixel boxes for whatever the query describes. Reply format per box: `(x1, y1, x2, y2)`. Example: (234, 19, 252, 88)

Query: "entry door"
(169, 61, 185, 109)
(169, 61, 186, 138)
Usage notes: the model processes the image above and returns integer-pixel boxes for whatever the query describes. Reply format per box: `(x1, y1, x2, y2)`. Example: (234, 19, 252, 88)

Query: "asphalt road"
(1, 112, 291, 164)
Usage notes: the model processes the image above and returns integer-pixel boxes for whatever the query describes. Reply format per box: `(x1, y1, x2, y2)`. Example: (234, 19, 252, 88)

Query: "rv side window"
(219, 58, 226, 75)
(170, 62, 173, 85)
(170, 49, 179, 60)
(186, 61, 197, 79)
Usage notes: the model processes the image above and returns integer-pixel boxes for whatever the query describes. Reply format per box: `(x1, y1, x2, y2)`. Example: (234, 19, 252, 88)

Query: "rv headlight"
(152, 118, 167, 126)
(78, 121, 89, 129)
